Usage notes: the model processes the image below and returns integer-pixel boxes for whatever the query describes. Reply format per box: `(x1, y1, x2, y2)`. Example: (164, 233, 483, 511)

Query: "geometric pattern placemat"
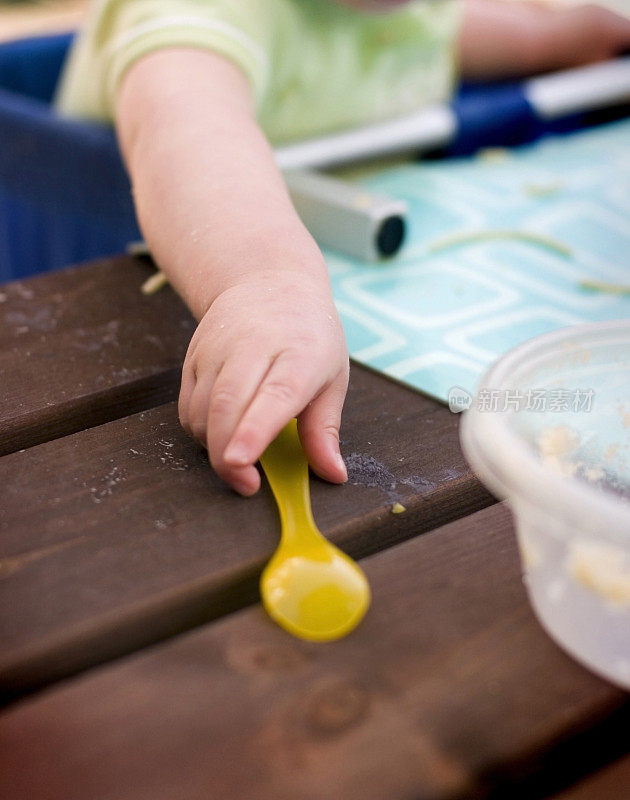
(327, 117, 630, 403)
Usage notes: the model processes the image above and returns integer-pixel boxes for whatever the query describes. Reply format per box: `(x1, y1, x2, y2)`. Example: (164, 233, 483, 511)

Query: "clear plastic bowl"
(460, 320, 630, 688)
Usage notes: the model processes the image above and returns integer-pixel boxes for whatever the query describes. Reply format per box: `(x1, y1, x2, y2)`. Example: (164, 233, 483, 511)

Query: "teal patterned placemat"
(326, 118, 630, 404)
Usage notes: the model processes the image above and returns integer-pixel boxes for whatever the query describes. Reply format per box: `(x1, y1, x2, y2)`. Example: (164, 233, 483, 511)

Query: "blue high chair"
(0, 32, 628, 282)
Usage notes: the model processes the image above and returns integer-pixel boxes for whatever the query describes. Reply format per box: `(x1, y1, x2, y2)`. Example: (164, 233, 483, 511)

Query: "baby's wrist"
(191, 234, 331, 319)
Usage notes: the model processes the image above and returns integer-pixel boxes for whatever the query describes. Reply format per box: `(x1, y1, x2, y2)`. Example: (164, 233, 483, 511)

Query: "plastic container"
(461, 320, 630, 688)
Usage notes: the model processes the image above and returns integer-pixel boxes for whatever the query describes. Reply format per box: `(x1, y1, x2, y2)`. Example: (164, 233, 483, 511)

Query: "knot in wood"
(306, 679, 369, 736)
(226, 640, 309, 674)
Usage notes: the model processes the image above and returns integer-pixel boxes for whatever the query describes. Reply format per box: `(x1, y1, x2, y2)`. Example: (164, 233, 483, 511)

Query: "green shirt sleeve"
(56, 0, 462, 145)
(55, 0, 275, 119)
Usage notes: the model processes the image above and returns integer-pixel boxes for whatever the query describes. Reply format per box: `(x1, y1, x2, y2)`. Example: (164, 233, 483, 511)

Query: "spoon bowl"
(260, 420, 370, 641)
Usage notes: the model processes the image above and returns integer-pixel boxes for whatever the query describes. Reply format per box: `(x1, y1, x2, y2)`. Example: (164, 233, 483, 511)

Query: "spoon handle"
(259, 420, 317, 540)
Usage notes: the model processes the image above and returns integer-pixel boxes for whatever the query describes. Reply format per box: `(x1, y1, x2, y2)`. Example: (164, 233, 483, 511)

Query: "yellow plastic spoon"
(259, 419, 370, 641)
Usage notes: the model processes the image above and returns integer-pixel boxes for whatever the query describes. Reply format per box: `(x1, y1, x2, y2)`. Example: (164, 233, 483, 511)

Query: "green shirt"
(56, 0, 461, 144)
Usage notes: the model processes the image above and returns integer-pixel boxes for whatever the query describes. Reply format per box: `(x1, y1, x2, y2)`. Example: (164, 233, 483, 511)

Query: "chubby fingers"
(180, 344, 348, 495)
(179, 300, 350, 496)
(297, 369, 349, 484)
(180, 340, 276, 495)
(221, 347, 341, 470)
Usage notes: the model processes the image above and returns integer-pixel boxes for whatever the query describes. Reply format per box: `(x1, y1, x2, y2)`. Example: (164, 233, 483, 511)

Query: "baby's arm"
(459, 0, 630, 81)
(116, 49, 349, 496)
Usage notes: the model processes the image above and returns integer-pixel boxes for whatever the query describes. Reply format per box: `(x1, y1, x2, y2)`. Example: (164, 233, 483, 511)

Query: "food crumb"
(537, 425, 580, 475)
(523, 180, 563, 198)
(605, 444, 619, 462)
(478, 147, 511, 163)
(141, 271, 169, 295)
(567, 539, 630, 606)
(579, 279, 630, 296)
(391, 502, 406, 514)
(537, 426, 612, 486)
(583, 465, 606, 483)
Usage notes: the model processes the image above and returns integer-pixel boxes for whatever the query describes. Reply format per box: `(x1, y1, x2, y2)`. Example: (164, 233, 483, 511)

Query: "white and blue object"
(275, 58, 630, 170)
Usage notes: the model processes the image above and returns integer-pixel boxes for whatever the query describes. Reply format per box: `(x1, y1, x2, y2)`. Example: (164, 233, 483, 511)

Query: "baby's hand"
(459, 1, 630, 81)
(178, 271, 349, 495)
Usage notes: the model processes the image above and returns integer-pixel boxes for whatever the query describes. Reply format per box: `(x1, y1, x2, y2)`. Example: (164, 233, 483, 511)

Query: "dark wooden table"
(1, 257, 628, 799)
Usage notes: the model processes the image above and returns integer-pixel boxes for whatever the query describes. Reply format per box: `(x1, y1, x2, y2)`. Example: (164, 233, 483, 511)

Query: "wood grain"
(550, 755, 630, 800)
(0, 361, 493, 700)
(0, 504, 626, 800)
(0, 257, 195, 455)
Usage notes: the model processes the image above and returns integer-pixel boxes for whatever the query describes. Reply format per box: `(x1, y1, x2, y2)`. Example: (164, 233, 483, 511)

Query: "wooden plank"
(0, 504, 626, 800)
(549, 755, 630, 800)
(0, 257, 195, 455)
(0, 361, 493, 700)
